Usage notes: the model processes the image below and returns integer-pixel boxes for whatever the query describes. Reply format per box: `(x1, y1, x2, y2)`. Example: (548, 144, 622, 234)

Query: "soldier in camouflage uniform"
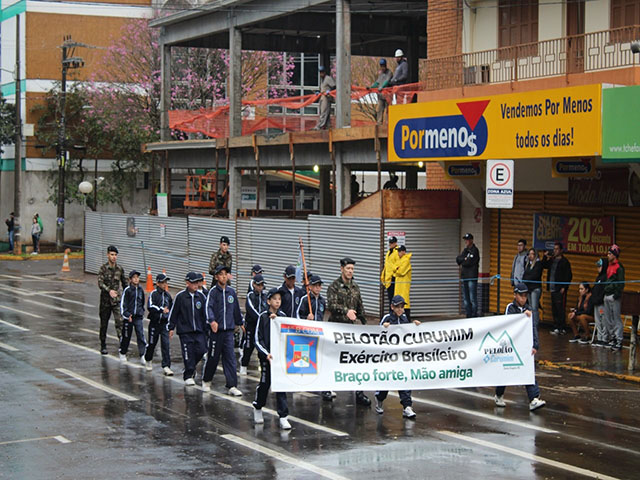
(325, 257, 371, 406)
(97, 245, 127, 354)
(209, 235, 232, 276)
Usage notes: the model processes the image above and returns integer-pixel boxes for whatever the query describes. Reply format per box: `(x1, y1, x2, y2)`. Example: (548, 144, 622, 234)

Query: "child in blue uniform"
(119, 270, 147, 364)
(145, 273, 173, 375)
(375, 295, 419, 419)
(253, 288, 291, 429)
(240, 273, 267, 375)
(297, 274, 326, 321)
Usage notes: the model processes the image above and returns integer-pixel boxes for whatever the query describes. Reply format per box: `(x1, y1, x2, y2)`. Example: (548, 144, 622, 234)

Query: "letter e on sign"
(486, 159, 514, 209)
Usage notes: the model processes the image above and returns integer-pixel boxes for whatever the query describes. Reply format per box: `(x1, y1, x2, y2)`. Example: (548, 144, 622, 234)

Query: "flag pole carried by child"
(298, 237, 313, 314)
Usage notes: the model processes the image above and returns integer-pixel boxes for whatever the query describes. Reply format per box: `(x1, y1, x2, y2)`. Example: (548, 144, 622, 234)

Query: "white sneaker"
(529, 397, 546, 411)
(184, 378, 196, 386)
(494, 395, 506, 407)
(375, 398, 384, 414)
(279, 416, 292, 430)
(253, 408, 264, 424)
(402, 406, 417, 419)
(145, 360, 152, 371)
(140, 356, 147, 367)
(163, 366, 174, 376)
(331, 391, 337, 398)
(202, 381, 211, 392)
(228, 386, 243, 396)
(240, 366, 248, 375)
(119, 353, 127, 363)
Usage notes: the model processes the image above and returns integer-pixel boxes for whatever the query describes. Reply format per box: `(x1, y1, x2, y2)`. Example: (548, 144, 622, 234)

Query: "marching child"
(494, 282, 546, 411)
(145, 273, 173, 375)
(374, 295, 419, 419)
(297, 274, 326, 321)
(119, 270, 148, 364)
(240, 273, 267, 375)
(247, 264, 263, 293)
(168, 272, 208, 385)
(253, 288, 291, 429)
(203, 265, 244, 396)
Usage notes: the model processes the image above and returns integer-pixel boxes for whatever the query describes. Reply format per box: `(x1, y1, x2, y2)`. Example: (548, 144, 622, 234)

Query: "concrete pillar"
(335, 148, 344, 215)
(160, 43, 171, 142)
(228, 165, 242, 219)
(259, 176, 267, 210)
(406, 167, 418, 189)
(228, 25, 243, 137)
(336, 0, 351, 128)
(407, 19, 420, 83)
(319, 167, 332, 215)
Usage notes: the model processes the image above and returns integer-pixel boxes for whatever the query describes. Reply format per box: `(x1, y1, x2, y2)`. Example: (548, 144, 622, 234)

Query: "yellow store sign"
(388, 84, 602, 162)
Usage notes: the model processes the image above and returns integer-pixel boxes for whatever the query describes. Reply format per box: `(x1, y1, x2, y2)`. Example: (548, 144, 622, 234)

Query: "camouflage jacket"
(209, 249, 233, 275)
(98, 262, 127, 301)
(326, 276, 367, 324)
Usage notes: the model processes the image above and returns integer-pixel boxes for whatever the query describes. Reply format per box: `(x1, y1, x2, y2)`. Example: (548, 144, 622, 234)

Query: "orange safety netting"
(169, 83, 422, 138)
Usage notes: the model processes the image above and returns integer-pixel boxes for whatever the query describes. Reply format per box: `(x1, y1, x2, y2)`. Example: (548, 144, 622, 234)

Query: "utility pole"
(13, 14, 22, 254)
(56, 36, 84, 251)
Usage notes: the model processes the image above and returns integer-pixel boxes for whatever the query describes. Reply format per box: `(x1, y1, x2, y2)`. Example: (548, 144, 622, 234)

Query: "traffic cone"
(145, 266, 153, 293)
(202, 272, 207, 289)
(61, 248, 71, 272)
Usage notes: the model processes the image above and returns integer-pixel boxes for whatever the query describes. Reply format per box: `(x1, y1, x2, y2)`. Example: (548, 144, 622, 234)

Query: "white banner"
(270, 314, 535, 392)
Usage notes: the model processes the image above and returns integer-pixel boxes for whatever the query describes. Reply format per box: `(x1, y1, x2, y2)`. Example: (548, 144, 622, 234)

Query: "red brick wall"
(426, 163, 459, 190)
(427, 0, 463, 59)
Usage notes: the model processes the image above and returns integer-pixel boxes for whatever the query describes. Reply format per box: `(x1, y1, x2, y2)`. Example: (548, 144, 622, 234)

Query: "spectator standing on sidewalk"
(511, 239, 528, 286)
(604, 245, 625, 352)
(522, 248, 543, 330)
(380, 236, 399, 310)
(456, 233, 480, 318)
(591, 258, 609, 347)
(5, 212, 14, 252)
(30, 216, 41, 254)
(542, 242, 572, 335)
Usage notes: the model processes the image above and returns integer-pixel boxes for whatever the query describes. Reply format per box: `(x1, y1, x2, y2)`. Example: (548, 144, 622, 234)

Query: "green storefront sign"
(602, 85, 640, 162)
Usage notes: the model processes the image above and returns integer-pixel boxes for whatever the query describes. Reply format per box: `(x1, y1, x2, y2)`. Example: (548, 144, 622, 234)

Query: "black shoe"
(569, 335, 581, 343)
(100, 346, 108, 355)
(321, 391, 333, 402)
(611, 342, 622, 352)
(355, 393, 371, 406)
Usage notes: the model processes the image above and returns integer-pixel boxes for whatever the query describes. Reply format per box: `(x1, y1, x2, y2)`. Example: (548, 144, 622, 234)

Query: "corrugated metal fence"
(85, 212, 460, 316)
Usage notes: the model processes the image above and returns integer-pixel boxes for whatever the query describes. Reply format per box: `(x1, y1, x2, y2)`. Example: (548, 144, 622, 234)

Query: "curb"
(538, 359, 640, 384)
(0, 254, 84, 261)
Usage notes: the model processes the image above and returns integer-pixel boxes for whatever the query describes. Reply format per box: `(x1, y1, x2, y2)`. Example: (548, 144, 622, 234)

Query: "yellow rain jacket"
(393, 252, 412, 308)
(380, 248, 399, 289)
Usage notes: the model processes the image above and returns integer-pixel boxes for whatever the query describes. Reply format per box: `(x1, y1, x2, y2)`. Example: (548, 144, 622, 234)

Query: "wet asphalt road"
(1, 260, 640, 479)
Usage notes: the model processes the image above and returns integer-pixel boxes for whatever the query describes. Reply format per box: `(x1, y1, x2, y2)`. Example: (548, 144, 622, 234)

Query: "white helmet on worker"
(395, 49, 404, 58)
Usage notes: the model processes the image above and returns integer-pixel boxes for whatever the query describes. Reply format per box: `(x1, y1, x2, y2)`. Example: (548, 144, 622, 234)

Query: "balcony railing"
(426, 25, 640, 91)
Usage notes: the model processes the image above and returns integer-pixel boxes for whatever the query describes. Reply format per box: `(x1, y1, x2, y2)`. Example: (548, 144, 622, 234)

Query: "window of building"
(611, 0, 640, 28)
(268, 53, 321, 116)
(498, 0, 539, 48)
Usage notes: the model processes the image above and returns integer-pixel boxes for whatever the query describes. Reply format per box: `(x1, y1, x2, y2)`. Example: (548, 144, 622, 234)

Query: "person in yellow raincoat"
(393, 245, 412, 320)
(380, 237, 399, 310)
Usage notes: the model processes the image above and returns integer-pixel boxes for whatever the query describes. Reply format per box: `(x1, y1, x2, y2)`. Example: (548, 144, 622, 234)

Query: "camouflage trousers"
(99, 298, 123, 346)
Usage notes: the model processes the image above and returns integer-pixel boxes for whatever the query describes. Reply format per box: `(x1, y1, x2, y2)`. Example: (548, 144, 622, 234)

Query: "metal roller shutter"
(84, 211, 103, 274)
(490, 191, 640, 324)
(309, 215, 382, 315)
(98, 213, 149, 278)
(236, 219, 253, 296)
(384, 219, 461, 316)
(144, 217, 189, 289)
(188, 216, 236, 287)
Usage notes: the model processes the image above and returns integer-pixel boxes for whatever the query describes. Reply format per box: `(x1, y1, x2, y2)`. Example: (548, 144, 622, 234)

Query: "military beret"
(340, 257, 355, 267)
(220, 236, 230, 245)
(107, 245, 119, 254)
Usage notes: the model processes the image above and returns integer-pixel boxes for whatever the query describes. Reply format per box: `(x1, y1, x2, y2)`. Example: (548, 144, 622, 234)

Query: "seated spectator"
(567, 282, 594, 344)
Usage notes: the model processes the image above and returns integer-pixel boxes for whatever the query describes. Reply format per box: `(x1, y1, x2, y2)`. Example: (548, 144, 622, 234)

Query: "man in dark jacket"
(541, 242, 573, 335)
(389, 49, 408, 86)
(279, 265, 305, 318)
(5, 212, 14, 252)
(591, 257, 609, 347)
(203, 265, 244, 396)
(145, 273, 173, 375)
(240, 273, 267, 375)
(456, 233, 480, 318)
(168, 272, 209, 385)
(604, 244, 625, 351)
(119, 270, 147, 364)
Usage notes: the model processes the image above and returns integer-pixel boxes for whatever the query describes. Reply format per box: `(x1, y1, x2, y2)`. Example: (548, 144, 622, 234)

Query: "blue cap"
(284, 265, 297, 278)
(253, 274, 265, 285)
(214, 265, 229, 275)
(309, 274, 323, 285)
(379, 58, 387, 66)
(252, 264, 263, 273)
(267, 287, 281, 299)
(156, 273, 170, 283)
(185, 271, 200, 283)
(514, 282, 528, 293)
(391, 295, 406, 306)
(318, 65, 326, 72)
(128, 269, 141, 278)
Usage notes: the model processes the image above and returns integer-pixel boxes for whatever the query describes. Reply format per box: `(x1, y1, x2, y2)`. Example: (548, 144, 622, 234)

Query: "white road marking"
(22, 274, 60, 281)
(389, 393, 558, 434)
(0, 284, 95, 307)
(0, 435, 71, 446)
(79, 328, 118, 341)
(221, 434, 350, 480)
(56, 368, 139, 401)
(439, 430, 620, 480)
(40, 334, 145, 369)
(0, 274, 23, 280)
(234, 368, 316, 399)
(0, 304, 43, 318)
(0, 318, 30, 331)
(0, 341, 19, 352)
(446, 388, 515, 404)
(0, 291, 72, 313)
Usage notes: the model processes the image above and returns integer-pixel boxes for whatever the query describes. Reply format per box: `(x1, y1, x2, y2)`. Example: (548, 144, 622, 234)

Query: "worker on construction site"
(315, 65, 336, 130)
(389, 49, 408, 87)
(370, 58, 393, 124)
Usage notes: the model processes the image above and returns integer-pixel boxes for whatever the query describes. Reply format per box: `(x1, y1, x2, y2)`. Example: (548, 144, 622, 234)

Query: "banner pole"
(299, 236, 313, 315)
